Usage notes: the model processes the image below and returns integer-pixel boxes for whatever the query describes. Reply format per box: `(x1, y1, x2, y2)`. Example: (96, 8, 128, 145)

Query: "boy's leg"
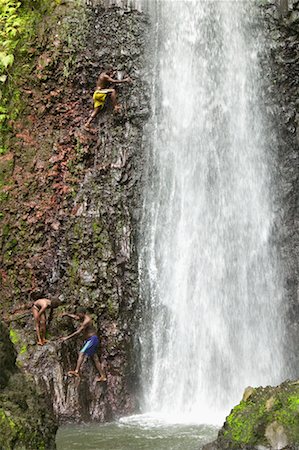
(110, 89, 121, 113)
(84, 107, 100, 131)
(68, 352, 86, 378)
(92, 354, 107, 382)
(32, 307, 43, 345)
(40, 313, 47, 344)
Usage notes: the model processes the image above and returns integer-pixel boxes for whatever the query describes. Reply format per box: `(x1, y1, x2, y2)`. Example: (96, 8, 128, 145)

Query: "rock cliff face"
(261, 1, 299, 372)
(1, 0, 150, 421)
(0, 321, 57, 449)
(1, 0, 297, 435)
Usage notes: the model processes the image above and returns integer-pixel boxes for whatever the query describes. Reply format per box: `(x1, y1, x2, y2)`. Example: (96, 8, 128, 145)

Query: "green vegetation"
(9, 327, 27, 355)
(68, 254, 80, 286)
(274, 392, 299, 442)
(0, 0, 55, 149)
(225, 399, 267, 445)
(107, 298, 119, 319)
(1, 322, 57, 448)
(0, 407, 46, 449)
(222, 383, 299, 448)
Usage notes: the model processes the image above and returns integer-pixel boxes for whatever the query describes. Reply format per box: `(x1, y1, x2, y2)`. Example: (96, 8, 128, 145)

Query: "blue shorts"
(80, 335, 99, 357)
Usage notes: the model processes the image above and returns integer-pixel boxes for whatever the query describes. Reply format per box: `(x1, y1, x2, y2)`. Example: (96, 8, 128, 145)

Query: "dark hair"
(76, 307, 86, 315)
(47, 299, 60, 327)
(104, 64, 115, 74)
(50, 299, 61, 309)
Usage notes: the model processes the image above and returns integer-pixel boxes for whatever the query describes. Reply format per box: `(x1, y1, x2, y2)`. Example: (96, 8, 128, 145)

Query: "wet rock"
(242, 386, 255, 402)
(0, 321, 16, 389)
(203, 381, 299, 450)
(0, 321, 57, 449)
(265, 396, 276, 412)
(260, 0, 299, 373)
(265, 421, 289, 449)
(286, 10, 299, 25)
(202, 441, 219, 450)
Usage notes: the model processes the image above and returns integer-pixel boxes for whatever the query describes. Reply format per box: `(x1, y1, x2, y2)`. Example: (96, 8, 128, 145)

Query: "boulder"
(265, 421, 288, 449)
(203, 381, 299, 450)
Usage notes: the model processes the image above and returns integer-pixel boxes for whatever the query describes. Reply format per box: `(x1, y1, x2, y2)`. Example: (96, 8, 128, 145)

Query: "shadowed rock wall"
(262, 1, 299, 374)
(0, 321, 57, 449)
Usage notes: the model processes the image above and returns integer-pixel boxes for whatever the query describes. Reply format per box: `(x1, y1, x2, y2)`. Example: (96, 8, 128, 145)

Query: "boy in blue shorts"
(60, 307, 106, 382)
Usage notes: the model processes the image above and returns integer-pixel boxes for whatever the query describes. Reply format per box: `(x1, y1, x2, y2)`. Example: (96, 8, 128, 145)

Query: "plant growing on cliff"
(0, 0, 54, 146)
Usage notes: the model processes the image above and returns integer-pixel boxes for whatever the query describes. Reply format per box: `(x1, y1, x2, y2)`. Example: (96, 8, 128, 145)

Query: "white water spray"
(139, 0, 286, 424)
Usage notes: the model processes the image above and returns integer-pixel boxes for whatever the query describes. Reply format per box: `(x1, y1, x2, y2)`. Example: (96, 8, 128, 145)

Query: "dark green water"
(56, 415, 218, 450)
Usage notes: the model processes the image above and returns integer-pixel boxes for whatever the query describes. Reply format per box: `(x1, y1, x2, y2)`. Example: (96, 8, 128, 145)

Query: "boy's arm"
(61, 312, 80, 320)
(37, 304, 48, 317)
(105, 74, 132, 84)
(60, 325, 84, 342)
(60, 316, 90, 341)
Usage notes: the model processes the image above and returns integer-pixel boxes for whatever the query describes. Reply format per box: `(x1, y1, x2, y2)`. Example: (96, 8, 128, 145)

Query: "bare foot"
(95, 376, 107, 382)
(42, 339, 49, 344)
(114, 104, 121, 114)
(37, 341, 44, 346)
(83, 124, 97, 133)
(68, 370, 80, 378)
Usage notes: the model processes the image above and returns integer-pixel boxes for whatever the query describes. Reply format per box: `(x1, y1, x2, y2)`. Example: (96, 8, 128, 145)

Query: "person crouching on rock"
(32, 297, 61, 346)
(84, 65, 132, 132)
(6, 296, 60, 346)
(60, 307, 107, 382)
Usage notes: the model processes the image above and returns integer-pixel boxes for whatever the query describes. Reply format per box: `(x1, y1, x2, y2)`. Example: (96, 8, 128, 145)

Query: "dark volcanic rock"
(261, 0, 299, 373)
(0, 321, 16, 389)
(1, 0, 150, 422)
(0, 321, 57, 449)
(201, 442, 218, 450)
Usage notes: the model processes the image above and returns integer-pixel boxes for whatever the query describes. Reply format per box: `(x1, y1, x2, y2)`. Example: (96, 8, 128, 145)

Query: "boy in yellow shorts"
(84, 66, 131, 132)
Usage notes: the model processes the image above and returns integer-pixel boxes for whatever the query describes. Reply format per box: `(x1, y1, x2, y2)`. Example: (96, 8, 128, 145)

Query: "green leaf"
(2, 39, 13, 49)
(0, 52, 14, 68)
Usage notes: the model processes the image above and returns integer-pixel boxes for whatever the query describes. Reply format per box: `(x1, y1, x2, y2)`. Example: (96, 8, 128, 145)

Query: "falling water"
(139, 0, 286, 424)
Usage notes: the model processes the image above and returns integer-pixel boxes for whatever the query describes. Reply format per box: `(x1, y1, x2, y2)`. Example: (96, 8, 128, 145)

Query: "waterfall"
(139, 0, 286, 424)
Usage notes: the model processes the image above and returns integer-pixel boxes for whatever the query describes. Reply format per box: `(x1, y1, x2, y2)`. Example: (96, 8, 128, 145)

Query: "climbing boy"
(60, 307, 106, 382)
(84, 65, 131, 132)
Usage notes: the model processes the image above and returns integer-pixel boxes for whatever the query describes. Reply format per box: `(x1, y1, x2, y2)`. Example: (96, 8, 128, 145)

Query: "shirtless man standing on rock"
(7, 296, 60, 346)
(60, 307, 106, 382)
(84, 65, 131, 132)
(32, 297, 60, 346)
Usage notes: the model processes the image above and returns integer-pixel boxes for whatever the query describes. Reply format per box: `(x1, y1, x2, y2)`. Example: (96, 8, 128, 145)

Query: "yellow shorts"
(93, 90, 108, 109)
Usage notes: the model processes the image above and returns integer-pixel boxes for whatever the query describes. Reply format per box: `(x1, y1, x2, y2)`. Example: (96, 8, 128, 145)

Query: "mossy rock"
(210, 381, 299, 450)
(0, 321, 57, 449)
(0, 406, 48, 450)
(0, 320, 16, 388)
